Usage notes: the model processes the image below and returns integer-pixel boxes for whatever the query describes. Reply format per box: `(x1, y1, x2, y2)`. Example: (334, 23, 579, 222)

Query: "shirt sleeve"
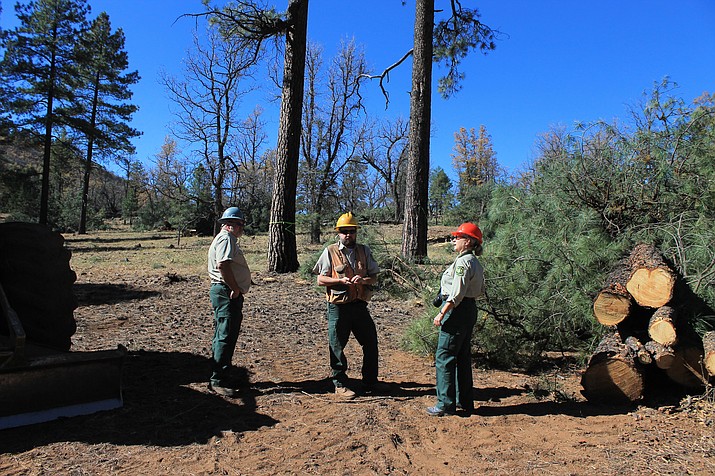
(312, 248, 332, 276)
(214, 233, 234, 263)
(363, 244, 380, 276)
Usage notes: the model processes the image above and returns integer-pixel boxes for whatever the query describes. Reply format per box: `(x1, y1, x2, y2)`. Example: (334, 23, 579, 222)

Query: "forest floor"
(1, 227, 714, 475)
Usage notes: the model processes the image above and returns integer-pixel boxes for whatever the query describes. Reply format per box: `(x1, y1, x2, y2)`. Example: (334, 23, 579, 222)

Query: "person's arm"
(348, 274, 376, 285)
(218, 261, 241, 299)
(317, 274, 352, 287)
(433, 300, 455, 327)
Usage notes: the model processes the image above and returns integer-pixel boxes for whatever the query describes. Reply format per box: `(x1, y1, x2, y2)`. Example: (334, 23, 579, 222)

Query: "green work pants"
(434, 299, 477, 412)
(327, 300, 379, 387)
(210, 284, 244, 386)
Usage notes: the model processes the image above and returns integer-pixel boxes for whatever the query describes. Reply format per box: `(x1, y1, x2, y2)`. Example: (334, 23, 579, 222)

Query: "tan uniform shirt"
(440, 251, 484, 307)
(208, 229, 251, 294)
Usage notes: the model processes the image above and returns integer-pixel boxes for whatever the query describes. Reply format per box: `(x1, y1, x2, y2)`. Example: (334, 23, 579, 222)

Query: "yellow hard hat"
(335, 212, 359, 230)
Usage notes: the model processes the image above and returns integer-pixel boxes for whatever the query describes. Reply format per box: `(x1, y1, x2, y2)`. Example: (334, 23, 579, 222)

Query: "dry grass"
(63, 223, 457, 279)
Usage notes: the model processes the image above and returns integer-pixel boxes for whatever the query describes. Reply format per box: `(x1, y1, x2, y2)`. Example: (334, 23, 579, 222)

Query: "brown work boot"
(334, 386, 356, 399)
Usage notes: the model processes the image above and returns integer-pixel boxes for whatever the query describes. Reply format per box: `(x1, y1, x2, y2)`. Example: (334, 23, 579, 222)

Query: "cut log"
(593, 292, 632, 326)
(647, 306, 678, 346)
(593, 262, 633, 326)
(581, 332, 644, 403)
(664, 345, 706, 388)
(625, 243, 676, 308)
(644, 340, 675, 370)
(624, 336, 652, 365)
(703, 331, 715, 379)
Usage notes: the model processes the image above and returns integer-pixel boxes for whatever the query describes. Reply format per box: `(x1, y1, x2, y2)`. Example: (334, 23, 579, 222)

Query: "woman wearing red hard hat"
(427, 222, 485, 416)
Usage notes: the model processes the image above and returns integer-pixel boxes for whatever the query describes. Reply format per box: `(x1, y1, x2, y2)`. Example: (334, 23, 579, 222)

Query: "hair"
(469, 239, 483, 256)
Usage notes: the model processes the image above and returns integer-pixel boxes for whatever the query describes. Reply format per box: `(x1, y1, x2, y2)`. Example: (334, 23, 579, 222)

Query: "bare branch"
(358, 49, 413, 109)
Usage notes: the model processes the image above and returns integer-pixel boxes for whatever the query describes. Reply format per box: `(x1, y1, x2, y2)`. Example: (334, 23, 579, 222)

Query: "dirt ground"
(1, 231, 714, 475)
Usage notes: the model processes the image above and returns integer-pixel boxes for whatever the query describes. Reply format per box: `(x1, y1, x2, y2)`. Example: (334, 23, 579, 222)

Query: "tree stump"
(581, 332, 644, 403)
(703, 331, 715, 379)
(625, 243, 676, 308)
(648, 306, 678, 346)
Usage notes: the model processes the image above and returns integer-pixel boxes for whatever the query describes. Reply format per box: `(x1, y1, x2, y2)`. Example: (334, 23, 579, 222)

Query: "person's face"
(338, 227, 357, 246)
(225, 220, 245, 238)
(452, 234, 471, 253)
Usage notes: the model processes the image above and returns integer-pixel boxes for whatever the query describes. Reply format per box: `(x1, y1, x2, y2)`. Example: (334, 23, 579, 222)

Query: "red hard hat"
(452, 222, 483, 244)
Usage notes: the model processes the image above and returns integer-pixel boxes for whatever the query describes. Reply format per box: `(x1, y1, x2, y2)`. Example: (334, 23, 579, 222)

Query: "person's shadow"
(0, 350, 278, 452)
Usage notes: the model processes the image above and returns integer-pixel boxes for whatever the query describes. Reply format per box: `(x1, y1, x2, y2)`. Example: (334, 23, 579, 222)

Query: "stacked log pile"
(582, 243, 715, 403)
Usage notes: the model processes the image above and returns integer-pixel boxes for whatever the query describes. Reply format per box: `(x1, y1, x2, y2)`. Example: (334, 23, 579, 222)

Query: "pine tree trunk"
(647, 305, 678, 346)
(267, 0, 308, 273)
(625, 243, 676, 308)
(40, 48, 58, 226)
(401, 0, 432, 262)
(79, 81, 100, 235)
(581, 332, 644, 403)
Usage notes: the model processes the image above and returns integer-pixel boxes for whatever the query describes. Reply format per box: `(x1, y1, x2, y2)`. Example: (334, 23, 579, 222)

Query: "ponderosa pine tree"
(0, 0, 90, 225)
(72, 12, 140, 234)
(402, 0, 497, 261)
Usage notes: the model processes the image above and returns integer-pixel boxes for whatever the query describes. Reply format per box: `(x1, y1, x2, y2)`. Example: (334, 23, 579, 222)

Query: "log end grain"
(648, 320, 678, 347)
(626, 268, 675, 308)
(593, 292, 632, 326)
(702, 331, 715, 378)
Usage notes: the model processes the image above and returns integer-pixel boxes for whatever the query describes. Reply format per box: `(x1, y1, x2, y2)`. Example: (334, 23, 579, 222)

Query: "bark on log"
(703, 331, 715, 379)
(581, 332, 644, 403)
(664, 345, 706, 388)
(648, 306, 678, 347)
(644, 340, 675, 370)
(625, 243, 676, 308)
(624, 336, 652, 365)
(593, 262, 633, 326)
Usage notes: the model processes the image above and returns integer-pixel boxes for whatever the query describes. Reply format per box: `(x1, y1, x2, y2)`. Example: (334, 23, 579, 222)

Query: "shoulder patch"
(455, 265, 465, 276)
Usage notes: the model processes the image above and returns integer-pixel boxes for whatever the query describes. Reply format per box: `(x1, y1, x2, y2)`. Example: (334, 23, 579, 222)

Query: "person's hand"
(349, 275, 363, 284)
(433, 312, 444, 327)
(230, 289, 240, 299)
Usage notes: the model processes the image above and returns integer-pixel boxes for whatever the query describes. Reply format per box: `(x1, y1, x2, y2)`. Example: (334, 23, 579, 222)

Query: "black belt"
(211, 282, 229, 287)
(461, 297, 475, 302)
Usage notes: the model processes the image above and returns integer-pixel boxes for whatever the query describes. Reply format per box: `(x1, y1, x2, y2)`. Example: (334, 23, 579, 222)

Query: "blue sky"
(2, 0, 714, 179)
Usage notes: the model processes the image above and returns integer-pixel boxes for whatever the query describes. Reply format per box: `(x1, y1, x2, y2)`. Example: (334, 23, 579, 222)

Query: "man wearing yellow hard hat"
(312, 212, 388, 399)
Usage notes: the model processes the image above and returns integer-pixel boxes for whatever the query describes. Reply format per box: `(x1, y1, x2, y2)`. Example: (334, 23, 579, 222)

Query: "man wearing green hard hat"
(206, 207, 251, 397)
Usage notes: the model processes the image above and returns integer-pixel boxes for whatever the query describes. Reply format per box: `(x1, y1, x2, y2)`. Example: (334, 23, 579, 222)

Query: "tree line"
(1, 0, 497, 271)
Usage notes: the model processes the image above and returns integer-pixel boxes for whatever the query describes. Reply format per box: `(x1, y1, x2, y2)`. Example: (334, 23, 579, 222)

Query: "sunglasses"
(339, 229, 357, 235)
